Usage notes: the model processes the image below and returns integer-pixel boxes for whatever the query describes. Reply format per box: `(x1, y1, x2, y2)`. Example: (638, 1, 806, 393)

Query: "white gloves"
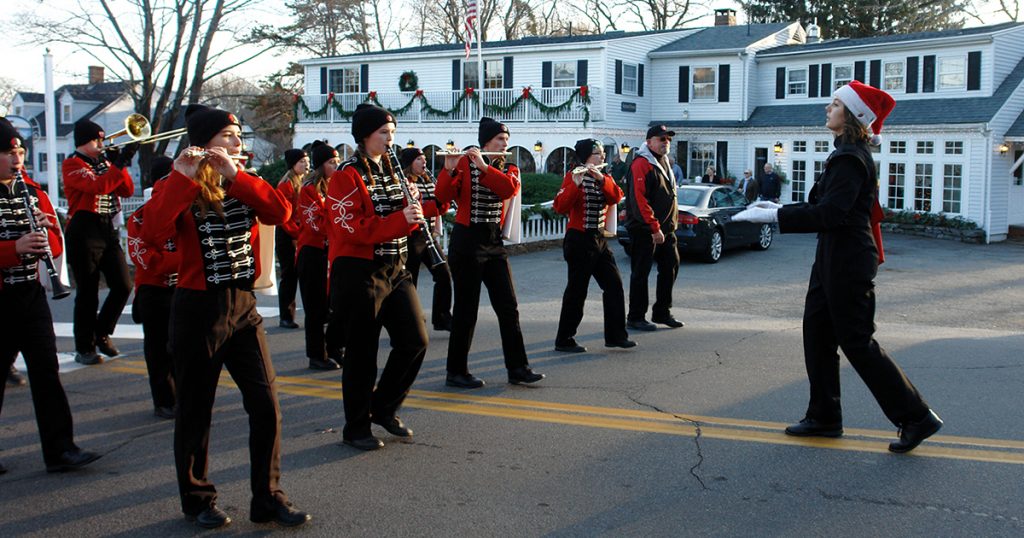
(733, 207, 778, 223)
(748, 201, 783, 210)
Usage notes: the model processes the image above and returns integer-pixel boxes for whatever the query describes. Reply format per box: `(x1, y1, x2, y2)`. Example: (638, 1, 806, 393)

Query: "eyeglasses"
(658, 136, 672, 142)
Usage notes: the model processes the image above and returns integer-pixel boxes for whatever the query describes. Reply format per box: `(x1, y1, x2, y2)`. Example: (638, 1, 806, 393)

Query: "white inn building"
(294, 11, 1024, 242)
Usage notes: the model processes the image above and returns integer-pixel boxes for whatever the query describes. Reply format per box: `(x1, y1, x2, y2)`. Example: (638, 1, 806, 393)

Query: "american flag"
(464, 0, 477, 59)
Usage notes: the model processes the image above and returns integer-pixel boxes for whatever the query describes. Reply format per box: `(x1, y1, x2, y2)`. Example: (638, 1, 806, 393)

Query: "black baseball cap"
(646, 125, 676, 139)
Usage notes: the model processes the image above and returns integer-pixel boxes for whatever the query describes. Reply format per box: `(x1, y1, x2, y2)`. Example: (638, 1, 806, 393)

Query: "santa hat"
(834, 80, 895, 145)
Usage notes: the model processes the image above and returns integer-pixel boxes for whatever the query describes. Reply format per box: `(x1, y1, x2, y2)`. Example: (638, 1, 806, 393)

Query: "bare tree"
(16, 0, 272, 186)
(0, 77, 18, 116)
(624, 0, 703, 31)
(996, 0, 1021, 20)
(569, 0, 622, 33)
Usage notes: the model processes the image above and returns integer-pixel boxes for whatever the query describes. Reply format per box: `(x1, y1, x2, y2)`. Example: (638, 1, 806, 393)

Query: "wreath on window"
(399, 71, 418, 92)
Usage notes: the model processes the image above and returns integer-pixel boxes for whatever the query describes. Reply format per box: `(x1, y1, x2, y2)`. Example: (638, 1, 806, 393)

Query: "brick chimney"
(714, 8, 737, 26)
(88, 66, 105, 85)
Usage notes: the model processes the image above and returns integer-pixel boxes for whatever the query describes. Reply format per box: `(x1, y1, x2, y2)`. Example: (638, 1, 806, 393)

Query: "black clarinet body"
(14, 171, 71, 299)
(386, 148, 446, 269)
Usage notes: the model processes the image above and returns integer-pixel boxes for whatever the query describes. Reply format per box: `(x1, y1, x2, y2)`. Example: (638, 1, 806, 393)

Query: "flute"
(13, 170, 71, 300)
(182, 148, 249, 161)
(571, 163, 609, 175)
(436, 151, 511, 157)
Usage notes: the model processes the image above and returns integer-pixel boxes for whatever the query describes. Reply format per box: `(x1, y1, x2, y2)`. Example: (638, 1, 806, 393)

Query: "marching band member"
(126, 155, 178, 419)
(733, 81, 942, 453)
(141, 105, 309, 528)
(552, 139, 634, 353)
(400, 146, 453, 332)
(297, 141, 343, 370)
(62, 119, 136, 365)
(275, 149, 307, 329)
(0, 117, 101, 474)
(435, 117, 544, 388)
(326, 104, 427, 451)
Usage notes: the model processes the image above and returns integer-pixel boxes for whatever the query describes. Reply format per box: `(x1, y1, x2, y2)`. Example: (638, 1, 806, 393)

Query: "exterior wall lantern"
(446, 139, 456, 152)
(407, 139, 415, 148)
(621, 143, 631, 154)
(999, 143, 1010, 154)
(773, 141, 784, 153)
(534, 141, 543, 152)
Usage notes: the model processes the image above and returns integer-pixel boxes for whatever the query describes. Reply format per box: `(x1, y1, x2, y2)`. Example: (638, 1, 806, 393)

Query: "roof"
(759, 22, 1022, 56)
(17, 92, 44, 103)
(31, 81, 133, 137)
(309, 29, 690, 61)
(1007, 110, 1024, 138)
(651, 22, 792, 53)
(659, 56, 1024, 130)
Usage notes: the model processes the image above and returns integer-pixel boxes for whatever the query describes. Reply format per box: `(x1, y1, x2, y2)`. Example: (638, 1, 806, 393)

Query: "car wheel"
(703, 229, 723, 263)
(751, 223, 773, 250)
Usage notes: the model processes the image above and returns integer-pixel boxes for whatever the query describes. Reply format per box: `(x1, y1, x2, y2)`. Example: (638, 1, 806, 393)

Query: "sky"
(1, 0, 1017, 99)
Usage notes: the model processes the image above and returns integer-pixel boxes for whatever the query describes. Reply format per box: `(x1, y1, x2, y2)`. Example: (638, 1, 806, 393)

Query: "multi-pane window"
(483, 59, 503, 89)
(944, 141, 964, 155)
(814, 140, 830, 153)
(938, 56, 966, 90)
(792, 141, 806, 152)
(61, 104, 72, 123)
(788, 68, 807, 96)
(462, 61, 479, 89)
(1015, 150, 1023, 186)
(887, 163, 905, 209)
(688, 143, 715, 181)
(889, 141, 907, 154)
(622, 63, 638, 95)
(884, 61, 905, 91)
(943, 164, 962, 213)
(791, 161, 807, 202)
(328, 67, 360, 93)
(552, 62, 576, 87)
(692, 67, 717, 100)
(38, 153, 47, 172)
(833, 65, 853, 90)
(814, 160, 826, 184)
(916, 141, 934, 154)
(914, 163, 933, 211)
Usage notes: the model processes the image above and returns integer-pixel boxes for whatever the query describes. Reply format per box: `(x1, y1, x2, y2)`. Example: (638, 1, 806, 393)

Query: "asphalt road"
(1, 232, 1022, 537)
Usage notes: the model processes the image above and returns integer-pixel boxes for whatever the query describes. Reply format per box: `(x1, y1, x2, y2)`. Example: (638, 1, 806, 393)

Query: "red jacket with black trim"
(624, 148, 677, 235)
(435, 156, 519, 227)
(126, 202, 181, 289)
(552, 171, 623, 232)
(296, 182, 327, 253)
(0, 172, 63, 280)
(62, 153, 134, 218)
(276, 177, 302, 238)
(139, 169, 291, 291)
(325, 165, 416, 264)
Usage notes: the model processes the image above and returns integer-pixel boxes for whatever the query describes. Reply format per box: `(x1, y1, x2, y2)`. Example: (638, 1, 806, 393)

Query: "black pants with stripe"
(65, 211, 132, 353)
(170, 287, 287, 516)
(556, 229, 628, 345)
(406, 233, 453, 329)
(297, 246, 343, 361)
(275, 227, 298, 323)
(134, 284, 176, 409)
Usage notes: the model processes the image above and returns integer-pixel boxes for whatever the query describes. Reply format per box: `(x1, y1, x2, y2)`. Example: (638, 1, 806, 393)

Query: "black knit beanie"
(400, 147, 424, 170)
(573, 138, 601, 164)
(150, 155, 174, 181)
(74, 120, 105, 147)
(185, 104, 241, 147)
(310, 140, 339, 170)
(351, 104, 395, 144)
(0, 117, 25, 152)
(478, 116, 509, 147)
(284, 148, 306, 169)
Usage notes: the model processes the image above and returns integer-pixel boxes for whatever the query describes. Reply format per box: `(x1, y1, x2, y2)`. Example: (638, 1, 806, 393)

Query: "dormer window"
(884, 61, 904, 91)
(13, 106, 21, 116)
(833, 64, 853, 90)
(787, 68, 807, 96)
(938, 56, 965, 90)
(61, 103, 72, 124)
(622, 63, 638, 95)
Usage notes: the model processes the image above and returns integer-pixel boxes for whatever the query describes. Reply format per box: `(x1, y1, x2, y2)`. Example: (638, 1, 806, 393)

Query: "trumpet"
(182, 148, 249, 161)
(571, 162, 609, 175)
(436, 151, 511, 157)
(105, 113, 188, 148)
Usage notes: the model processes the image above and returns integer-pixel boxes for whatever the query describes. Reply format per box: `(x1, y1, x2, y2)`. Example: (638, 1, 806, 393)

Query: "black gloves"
(106, 142, 140, 169)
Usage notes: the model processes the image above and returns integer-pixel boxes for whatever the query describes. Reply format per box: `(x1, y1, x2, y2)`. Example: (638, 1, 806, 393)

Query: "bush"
(520, 173, 563, 205)
(257, 159, 288, 185)
(881, 208, 978, 230)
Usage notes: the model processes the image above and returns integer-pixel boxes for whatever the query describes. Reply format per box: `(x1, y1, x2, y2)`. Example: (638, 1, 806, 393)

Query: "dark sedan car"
(617, 185, 773, 263)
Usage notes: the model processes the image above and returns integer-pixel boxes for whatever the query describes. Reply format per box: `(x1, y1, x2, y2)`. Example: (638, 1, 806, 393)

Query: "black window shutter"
(716, 141, 728, 177)
(808, 64, 819, 98)
(820, 63, 832, 95)
(906, 57, 919, 93)
(503, 56, 514, 89)
(776, 67, 786, 99)
(638, 64, 644, 97)
(360, 64, 369, 92)
(615, 60, 622, 95)
(869, 60, 881, 87)
(542, 61, 552, 88)
(854, 61, 866, 83)
(678, 66, 690, 103)
(677, 141, 689, 178)
(923, 55, 936, 92)
(452, 60, 461, 90)
(576, 60, 588, 86)
(718, 64, 730, 102)
(320, 67, 327, 94)
(967, 51, 981, 90)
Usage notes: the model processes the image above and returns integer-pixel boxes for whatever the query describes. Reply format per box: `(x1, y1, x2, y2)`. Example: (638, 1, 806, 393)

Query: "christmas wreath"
(399, 71, 418, 92)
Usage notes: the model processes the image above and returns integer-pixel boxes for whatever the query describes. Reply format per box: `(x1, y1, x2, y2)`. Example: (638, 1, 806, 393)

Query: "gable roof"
(758, 22, 1022, 56)
(16, 92, 45, 103)
(32, 81, 133, 138)
(651, 22, 792, 53)
(658, 55, 1024, 130)
(1007, 110, 1024, 138)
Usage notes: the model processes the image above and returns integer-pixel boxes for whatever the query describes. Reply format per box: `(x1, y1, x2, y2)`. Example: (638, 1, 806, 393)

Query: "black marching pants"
(275, 227, 298, 323)
(627, 229, 679, 322)
(0, 283, 78, 466)
(801, 266, 930, 427)
(446, 223, 529, 375)
(556, 229, 628, 345)
(330, 258, 427, 440)
(406, 233, 453, 328)
(297, 246, 343, 361)
(170, 287, 286, 516)
(65, 212, 132, 353)
(135, 285, 175, 409)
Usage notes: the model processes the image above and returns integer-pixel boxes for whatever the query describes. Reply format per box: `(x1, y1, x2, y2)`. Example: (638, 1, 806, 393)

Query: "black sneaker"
(626, 319, 657, 332)
(554, 339, 587, 353)
(651, 315, 685, 329)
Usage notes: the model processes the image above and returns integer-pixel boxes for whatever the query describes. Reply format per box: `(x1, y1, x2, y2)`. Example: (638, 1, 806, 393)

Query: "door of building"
(754, 148, 768, 183)
(1009, 150, 1024, 225)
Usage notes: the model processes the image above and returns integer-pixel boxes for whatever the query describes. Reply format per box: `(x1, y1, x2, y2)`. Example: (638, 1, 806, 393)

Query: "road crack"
(626, 394, 708, 491)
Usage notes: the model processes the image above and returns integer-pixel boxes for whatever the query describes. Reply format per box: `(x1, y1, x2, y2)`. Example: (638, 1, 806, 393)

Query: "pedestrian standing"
(759, 163, 782, 203)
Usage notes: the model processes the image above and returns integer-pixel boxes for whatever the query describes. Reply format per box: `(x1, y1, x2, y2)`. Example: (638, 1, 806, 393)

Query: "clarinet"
(386, 148, 446, 269)
(13, 171, 71, 299)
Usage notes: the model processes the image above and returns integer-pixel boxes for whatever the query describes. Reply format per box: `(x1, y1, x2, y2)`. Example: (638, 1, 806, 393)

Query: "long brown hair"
(193, 161, 225, 218)
(278, 168, 304, 194)
(307, 167, 329, 198)
(837, 106, 872, 145)
(356, 144, 398, 187)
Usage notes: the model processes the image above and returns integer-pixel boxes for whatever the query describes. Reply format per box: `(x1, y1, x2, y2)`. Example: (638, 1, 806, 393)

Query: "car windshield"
(678, 188, 703, 206)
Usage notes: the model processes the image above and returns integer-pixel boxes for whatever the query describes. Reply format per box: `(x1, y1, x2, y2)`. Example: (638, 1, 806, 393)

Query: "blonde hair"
(193, 161, 226, 219)
(279, 168, 304, 194)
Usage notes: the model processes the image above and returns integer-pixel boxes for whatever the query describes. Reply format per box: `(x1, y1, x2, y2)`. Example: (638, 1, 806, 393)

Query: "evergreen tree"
(739, 0, 970, 39)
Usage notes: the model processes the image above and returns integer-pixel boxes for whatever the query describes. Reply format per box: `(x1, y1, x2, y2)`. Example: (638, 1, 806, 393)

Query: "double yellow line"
(108, 361, 1024, 465)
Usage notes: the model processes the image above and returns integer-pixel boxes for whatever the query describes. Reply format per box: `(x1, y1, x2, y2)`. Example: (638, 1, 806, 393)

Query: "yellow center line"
(105, 363, 1024, 464)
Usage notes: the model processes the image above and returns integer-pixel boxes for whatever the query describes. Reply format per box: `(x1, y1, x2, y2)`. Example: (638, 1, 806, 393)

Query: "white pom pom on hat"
(834, 80, 895, 144)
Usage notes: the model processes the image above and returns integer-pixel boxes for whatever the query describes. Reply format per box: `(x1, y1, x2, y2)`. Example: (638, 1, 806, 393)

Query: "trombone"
(105, 113, 188, 148)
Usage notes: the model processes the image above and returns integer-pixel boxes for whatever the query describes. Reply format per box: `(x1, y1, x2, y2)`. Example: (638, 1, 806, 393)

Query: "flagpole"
(476, 14, 484, 120)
